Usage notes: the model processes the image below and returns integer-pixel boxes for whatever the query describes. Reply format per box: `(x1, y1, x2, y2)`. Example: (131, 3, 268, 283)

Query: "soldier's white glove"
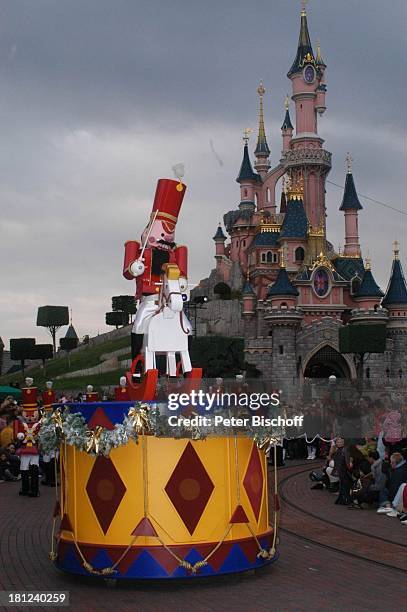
(130, 260, 145, 277)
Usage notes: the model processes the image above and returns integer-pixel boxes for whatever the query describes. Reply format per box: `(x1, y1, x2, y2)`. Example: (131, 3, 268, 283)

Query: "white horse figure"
(135, 263, 193, 376)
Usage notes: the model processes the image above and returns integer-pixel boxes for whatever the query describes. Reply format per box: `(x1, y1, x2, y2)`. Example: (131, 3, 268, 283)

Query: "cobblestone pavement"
(0, 462, 405, 612)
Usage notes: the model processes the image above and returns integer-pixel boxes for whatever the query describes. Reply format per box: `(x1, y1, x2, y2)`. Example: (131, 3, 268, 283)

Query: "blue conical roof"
(267, 268, 299, 297)
(354, 269, 384, 298)
(242, 280, 255, 295)
(236, 144, 258, 183)
(382, 258, 407, 307)
(339, 172, 363, 211)
(281, 108, 294, 131)
(288, 10, 315, 77)
(213, 225, 226, 241)
(65, 324, 78, 339)
(280, 197, 308, 239)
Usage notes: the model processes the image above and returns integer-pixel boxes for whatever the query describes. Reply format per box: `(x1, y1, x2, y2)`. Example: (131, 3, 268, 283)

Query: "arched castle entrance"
(303, 344, 352, 379)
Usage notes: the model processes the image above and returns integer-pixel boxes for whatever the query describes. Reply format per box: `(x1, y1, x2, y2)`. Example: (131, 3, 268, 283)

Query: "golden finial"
(279, 247, 286, 269)
(243, 127, 253, 145)
(301, 0, 308, 16)
(285, 94, 290, 111)
(346, 152, 353, 174)
(257, 79, 265, 97)
(393, 240, 400, 260)
(338, 244, 342, 256)
(246, 269, 250, 281)
(365, 255, 371, 270)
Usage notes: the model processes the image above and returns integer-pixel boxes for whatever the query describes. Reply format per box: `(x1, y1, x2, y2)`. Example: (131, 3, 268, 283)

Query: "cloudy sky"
(1, 0, 406, 348)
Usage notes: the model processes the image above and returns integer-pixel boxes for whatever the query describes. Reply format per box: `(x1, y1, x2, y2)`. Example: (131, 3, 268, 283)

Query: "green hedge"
(190, 336, 244, 378)
(339, 324, 386, 354)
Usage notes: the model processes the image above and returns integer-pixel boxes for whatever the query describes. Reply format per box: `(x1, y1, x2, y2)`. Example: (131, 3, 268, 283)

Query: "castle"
(196, 4, 407, 389)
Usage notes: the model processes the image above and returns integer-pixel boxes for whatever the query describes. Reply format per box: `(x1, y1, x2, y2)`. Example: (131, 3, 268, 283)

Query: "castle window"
(261, 253, 266, 263)
(266, 188, 270, 202)
(242, 240, 246, 247)
(279, 345, 284, 355)
(295, 247, 305, 262)
(350, 275, 361, 295)
(266, 251, 273, 263)
(244, 188, 247, 197)
(280, 302, 288, 308)
(273, 253, 278, 263)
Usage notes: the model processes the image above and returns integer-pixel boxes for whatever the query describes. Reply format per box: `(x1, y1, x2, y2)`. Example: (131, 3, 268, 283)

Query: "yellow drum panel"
(60, 437, 269, 547)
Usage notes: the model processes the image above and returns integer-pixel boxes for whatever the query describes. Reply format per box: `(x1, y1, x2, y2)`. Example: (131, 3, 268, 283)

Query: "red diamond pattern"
(165, 442, 214, 535)
(243, 444, 264, 521)
(86, 456, 126, 534)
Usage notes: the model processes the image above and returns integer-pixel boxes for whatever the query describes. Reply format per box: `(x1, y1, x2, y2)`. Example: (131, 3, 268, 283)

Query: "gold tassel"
(85, 426, 104, 454)
(50, 408, 64, 436)
(128, 405, 152, 434)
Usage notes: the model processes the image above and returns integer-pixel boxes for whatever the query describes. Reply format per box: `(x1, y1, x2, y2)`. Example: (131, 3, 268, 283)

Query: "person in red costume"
(13, 377, 41, 497)
(123, 174, 189, 366)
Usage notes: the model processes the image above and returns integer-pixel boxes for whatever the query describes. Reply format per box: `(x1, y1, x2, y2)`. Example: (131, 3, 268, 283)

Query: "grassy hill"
(0, 334, 131, 392)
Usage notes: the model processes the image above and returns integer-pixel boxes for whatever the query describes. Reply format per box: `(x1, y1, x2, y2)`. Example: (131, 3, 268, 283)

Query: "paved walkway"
(0, 462, 405, 611)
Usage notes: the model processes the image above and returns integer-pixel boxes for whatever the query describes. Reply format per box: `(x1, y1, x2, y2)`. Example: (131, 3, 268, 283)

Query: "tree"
(60, 337, 79, 368)
(37, 306, 69, 354)
(10, 338, 36, 375)
(106, 311, 126, 329)
(112, 295, 137, 324)
(213, 282, 231, 300)
(29, 344, 54, 374)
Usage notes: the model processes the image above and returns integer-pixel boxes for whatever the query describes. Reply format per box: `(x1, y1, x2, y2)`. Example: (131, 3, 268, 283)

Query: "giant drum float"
(53, 401, 278, 579)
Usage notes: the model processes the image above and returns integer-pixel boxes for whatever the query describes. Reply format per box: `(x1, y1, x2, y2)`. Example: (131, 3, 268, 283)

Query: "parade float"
(40, 175, 280, 580)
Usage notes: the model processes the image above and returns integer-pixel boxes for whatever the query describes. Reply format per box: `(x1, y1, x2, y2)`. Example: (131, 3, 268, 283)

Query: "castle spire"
(382, 243, 407, 307)
(281, 95, 294, 131)
(254, 81, 270, 157)
(288, 1, 315, 77)
(236, 130, 258, 183)
(254, 81, 270, 176)
(339, 154, 363, 211)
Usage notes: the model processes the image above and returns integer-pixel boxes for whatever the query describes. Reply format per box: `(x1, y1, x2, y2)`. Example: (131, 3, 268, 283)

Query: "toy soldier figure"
(41, 381, 56, 486)
(123, 176, 189, 369)
(114, 376, 130, 401)
(14, 377, 41, 497)
(85, 384, 99, 402)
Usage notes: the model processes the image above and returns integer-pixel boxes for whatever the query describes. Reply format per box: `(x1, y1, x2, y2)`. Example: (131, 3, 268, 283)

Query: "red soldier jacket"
(123, 241, 188, 299)
(42, 389, 56, 413)
(14, 418, 41, 456)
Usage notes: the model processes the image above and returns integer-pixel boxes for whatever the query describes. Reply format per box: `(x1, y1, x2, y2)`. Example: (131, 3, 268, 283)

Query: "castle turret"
(353, 257, 384, 309)
(283, 2, 331, 229)
(213, 224, 226, 256)
(382, 242, 407, 376)
(242, 275, 256, 316)
(340, 154, 363, 257)
(267, 250, 299, 308)
(254, 81, 271, 177)
(236, 130, 259, 212)
(265, 248, 303, 394)
(281, 95, 294, 153)
(213, 223, 227, 278)
(382, 242, 407, 314)
(279, 177, 308, 267)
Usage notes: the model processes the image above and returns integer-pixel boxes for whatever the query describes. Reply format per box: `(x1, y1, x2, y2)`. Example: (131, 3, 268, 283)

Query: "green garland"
(39, 406, 284, 457)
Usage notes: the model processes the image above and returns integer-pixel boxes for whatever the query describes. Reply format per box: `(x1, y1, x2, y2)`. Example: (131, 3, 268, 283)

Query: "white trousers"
(20, 455, 40, 471)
